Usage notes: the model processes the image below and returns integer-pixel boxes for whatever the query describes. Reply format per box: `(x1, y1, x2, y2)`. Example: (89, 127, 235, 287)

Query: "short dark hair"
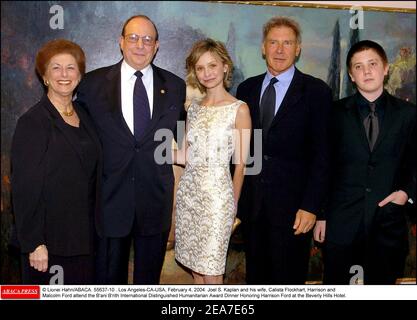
(346, 40, 388, 70)
(121, 15, 159, 41)
(35, 39, 86, 77)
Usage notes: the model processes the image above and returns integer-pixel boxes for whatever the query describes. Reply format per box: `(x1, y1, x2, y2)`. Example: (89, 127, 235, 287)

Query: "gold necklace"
(48, 94, 75, 117)
(58, 108, 74, 117)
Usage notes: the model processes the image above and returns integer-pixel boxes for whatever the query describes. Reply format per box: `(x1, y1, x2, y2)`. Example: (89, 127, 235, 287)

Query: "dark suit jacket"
(325, 92, 416, 246)
(236, 68, 332, 226)
(11, 94, 102, 256)
(76, 61, 186, 237)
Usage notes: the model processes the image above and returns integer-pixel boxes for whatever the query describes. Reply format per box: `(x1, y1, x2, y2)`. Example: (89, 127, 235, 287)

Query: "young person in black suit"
(236, 16, 332, 284)
(314, 40, 416, 284)
(11, 39, 101, 284)
(76, 15, 186, 284)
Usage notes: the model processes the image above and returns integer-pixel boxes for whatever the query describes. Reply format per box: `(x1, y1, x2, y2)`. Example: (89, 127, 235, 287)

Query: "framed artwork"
(1, 1, 415, 283)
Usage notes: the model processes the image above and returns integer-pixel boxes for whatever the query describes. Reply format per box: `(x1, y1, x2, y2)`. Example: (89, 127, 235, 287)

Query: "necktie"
(363, 102, 379, 151)
(260, 77, 278, 134)
(133, 70, 150, 140)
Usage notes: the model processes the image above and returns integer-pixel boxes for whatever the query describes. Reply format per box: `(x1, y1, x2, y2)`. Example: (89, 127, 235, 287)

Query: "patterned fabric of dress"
(175, 100, 244, 275)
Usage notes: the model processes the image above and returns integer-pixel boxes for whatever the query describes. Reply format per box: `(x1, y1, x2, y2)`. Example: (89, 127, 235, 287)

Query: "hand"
(231, 217, 241, 234)
(293, 209, 316, 235)
(378, 190, 408, 207)
(313, 220, 326, 243)
(29, 245, 48, 272)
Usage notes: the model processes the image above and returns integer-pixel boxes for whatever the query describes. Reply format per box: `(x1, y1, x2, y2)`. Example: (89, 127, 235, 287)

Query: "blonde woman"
(174, 39, 251, 284)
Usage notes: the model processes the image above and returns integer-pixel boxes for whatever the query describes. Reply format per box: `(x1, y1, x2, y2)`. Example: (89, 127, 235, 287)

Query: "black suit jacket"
(11, 94, 102, 255)
(76, 61, 186, 237)
(325, 92, 416, 245)
(236, 68, 332, 226)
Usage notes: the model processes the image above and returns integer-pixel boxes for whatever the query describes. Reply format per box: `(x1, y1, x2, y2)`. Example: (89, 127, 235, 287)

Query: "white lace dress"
(175, 100, 244, 275)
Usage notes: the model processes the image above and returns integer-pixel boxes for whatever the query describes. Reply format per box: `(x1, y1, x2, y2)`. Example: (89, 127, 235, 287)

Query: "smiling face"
(349, 49, 389, 98)
(119, 17, 159, 70)
(262, 26, 301, 76)
(195, 51, 228, 90)
(43, 53, 81, 99)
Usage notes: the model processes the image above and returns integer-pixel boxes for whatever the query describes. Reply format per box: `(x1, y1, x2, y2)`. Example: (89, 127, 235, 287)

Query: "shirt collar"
(356, 90, 387, 118)
(265, 65, 295, 86)
(121, 60, 153, 81)
(356, 90, 386, 108)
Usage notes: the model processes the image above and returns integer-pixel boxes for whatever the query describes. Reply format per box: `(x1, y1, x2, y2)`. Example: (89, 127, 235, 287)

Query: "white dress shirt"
(120, 60, 154, 134)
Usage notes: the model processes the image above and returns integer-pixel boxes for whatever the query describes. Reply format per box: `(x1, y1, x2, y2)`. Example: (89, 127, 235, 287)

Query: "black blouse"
(65, 121, 98, 205)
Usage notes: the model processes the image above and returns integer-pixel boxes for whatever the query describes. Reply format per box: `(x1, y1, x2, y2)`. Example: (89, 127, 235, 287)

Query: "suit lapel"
(250, 74, 264, 129)
(345, 95, 370, 153)
(137, 65, 169, 144)
(371, 94, 396, 152)
(105, 61, 135, 143)
(41, 95, 86, 169)
(269, 68, 303, 129)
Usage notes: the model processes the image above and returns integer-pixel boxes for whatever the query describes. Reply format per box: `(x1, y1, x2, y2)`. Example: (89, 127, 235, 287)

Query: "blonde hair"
(185, 38, 233, 93)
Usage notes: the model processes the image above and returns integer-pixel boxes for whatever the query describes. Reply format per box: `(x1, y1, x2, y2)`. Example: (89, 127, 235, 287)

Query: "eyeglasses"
(267, 40, 296, 48)
(124, 33, 155, 46)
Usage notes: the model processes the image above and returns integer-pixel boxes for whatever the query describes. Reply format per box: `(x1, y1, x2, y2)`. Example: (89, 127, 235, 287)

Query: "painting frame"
(1, 0, 416, 284)
(209, 1, 416, 13)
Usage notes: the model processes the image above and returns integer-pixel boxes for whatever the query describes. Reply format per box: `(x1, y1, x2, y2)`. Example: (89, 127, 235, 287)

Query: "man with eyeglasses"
(77, 15, 186, 284)
(236, 16, 332, 284)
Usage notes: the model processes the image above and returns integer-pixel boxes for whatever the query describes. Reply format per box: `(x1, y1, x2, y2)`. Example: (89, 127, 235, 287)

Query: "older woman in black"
(11, 39, 101, 284)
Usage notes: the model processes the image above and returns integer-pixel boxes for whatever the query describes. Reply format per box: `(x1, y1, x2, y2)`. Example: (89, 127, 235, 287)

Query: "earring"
(44, 79, 49, 86)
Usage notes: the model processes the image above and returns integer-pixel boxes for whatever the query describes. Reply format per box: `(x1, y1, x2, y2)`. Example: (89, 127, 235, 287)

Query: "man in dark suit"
(236, 16, 332, 284)
(314, 40, 416, 284)
(77, 15, 186, 284)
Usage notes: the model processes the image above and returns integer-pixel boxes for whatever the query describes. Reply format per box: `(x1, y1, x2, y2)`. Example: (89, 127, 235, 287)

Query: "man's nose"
(135, 38, 145, 49)
(276, 42, 284, 53)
